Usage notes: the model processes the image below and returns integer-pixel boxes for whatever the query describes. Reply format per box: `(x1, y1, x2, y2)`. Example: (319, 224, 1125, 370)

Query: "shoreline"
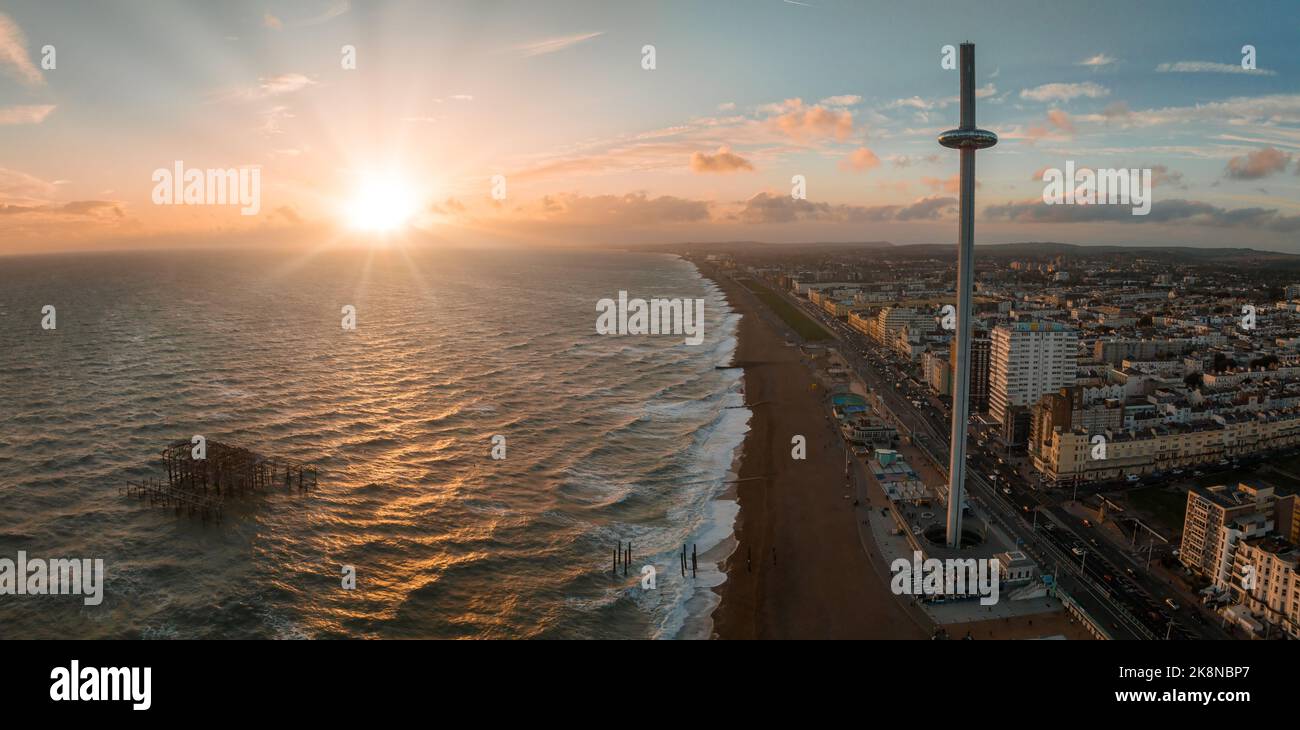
(698, 265, 927, 639)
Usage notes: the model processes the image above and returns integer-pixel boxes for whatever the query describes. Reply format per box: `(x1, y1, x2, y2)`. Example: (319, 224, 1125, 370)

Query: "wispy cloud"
(528, 191, 710, 225)
(0, 12, 43, 87)
(0, 167, 59, 203)
(301, 0, 351, 27)
(986, 197, 1300, 232)
(210, 73, 318, 103)
(0, 104, 55, 125)
(737, 192, 954, 224)
(263, 12, 283, 31)
(818, 95, 862, 108)
(1156, 61, 1276, 76)
(1020, 82, 1109, 103)
(0, 199, 124, 219)
(507, 31, 603, 58)
(1076, 53, 1117, 68)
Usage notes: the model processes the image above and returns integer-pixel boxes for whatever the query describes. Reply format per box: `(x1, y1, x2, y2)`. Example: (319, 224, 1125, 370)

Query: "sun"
(345, 175, 420, 233)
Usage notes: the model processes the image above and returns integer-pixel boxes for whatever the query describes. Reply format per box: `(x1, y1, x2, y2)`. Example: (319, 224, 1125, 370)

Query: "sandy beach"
(705, 268, 927, 639)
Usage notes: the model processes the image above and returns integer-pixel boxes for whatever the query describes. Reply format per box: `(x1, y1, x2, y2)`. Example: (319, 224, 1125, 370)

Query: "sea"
(0, 246, 748, 639)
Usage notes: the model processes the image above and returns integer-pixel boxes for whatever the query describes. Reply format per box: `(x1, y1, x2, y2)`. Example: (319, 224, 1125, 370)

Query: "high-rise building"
(951, 329, 989, 412)
(989, 321, 1078, 425)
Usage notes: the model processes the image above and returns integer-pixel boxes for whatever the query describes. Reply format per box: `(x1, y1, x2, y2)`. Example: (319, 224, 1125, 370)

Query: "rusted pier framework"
(120, 439, 318, 521)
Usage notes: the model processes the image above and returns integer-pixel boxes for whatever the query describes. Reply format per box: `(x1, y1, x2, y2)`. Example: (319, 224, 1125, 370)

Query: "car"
(1002, 487, 1011, 495)
(1071, 546, 1085, 556)
(1125, 474, 1140, 483)
(1165, 599, 1180, 611)
(1082, 519, 1093, 528)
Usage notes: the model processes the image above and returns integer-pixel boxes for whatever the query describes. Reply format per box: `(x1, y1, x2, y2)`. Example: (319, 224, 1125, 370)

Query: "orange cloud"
(921, 174, 965, 194)
(1225, 147, 1290, 180)
(0, 12, 43, 87)
(689, 146, 754, 173)
(839, 147, 881, 173)
(769, 98, 853, 141)
(0, 104, 54, 125)
(1047, 109, 1075, 134)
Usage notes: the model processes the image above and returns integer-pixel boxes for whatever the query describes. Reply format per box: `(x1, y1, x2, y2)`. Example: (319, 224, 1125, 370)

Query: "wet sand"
(705, 269, 926, 639)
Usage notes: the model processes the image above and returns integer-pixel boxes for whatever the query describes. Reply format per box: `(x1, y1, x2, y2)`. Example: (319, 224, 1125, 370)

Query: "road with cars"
(770, 282, 1232, 639)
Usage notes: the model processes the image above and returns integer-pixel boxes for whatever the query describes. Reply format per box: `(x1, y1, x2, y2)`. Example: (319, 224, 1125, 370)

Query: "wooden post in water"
(692, 544, 698, 578)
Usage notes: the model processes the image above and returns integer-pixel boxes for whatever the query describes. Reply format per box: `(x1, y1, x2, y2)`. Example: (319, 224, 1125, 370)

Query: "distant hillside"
(645, 240, 1300, 265)
(896, 242, 1300, 264)
(639, 240, 895, 255)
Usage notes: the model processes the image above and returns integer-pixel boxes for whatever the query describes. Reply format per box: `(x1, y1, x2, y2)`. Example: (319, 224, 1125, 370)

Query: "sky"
(2, 0, 1300, 254)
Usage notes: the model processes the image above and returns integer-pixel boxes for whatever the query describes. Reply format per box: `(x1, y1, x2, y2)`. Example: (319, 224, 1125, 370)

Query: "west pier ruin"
(121, 439, 318, 522)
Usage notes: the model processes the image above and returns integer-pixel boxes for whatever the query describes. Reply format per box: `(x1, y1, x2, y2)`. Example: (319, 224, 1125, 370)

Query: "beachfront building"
(1035, 407, 1300, 487)
(856, 307, 934, 347)
(1227, 536, 1300, 639)
(989, 321, 1078, 425)
(1179, 483, 1277, 580)
(871, 449, 927, 502)
(923, 349, 951, 396)
(843, 415, 898, 450)
(994, 551, 1037, 585)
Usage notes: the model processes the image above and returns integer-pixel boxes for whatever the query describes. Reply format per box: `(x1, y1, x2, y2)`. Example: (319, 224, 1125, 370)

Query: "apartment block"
(1179, 483, 1276, 579)
(990, 321, 1078, 425)
(1229, 537, 1300, 639)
